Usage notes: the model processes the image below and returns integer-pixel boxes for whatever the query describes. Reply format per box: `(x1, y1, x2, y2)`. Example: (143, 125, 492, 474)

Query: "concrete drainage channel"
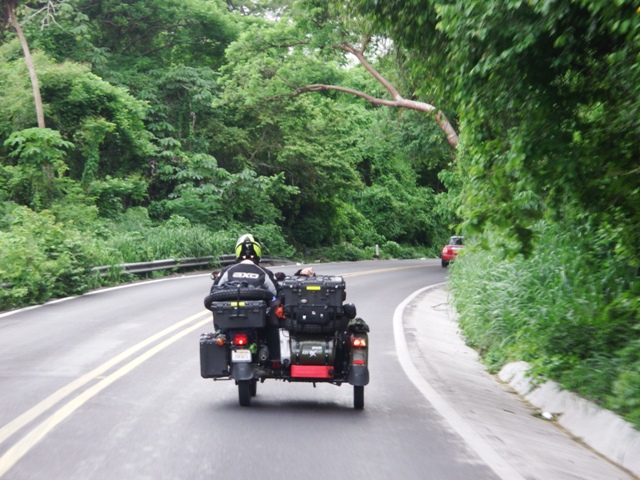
(401, 284, 640, 480)
(499, 361, 640, 477)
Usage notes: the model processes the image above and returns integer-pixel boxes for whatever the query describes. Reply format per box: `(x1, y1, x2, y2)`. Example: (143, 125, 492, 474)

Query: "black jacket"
(214, 260, 279, 296)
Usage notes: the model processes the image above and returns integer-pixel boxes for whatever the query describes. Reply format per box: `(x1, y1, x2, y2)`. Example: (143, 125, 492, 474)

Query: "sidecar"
(200, 275, 370, 408)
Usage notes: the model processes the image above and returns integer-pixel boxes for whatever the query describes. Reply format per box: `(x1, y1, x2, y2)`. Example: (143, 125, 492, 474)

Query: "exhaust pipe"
(258, 345, 270, 363)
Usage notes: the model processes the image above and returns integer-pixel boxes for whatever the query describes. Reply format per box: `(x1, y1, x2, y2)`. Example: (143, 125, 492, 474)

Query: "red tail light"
(352, 337, 367, 348)
(232, 333, 248, 346)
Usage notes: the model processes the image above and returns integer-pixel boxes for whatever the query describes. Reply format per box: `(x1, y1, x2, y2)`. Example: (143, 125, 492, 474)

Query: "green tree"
(0, 47, 154, 191)
(37, 60, 153, 180)
(353, 0, 640, 261)
(152, 151, 298, 228)
(1, 0, 54, 127)
(3, 127, 73, 209)
(218, 2, 460, 248)
(220, 2, 458, 148)
(71, 0, 237, 79)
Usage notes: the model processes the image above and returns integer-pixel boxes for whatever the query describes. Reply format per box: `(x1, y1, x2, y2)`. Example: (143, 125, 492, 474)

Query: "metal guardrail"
(90, 255, 289, 276)
(90, 257, 216, 275)
(0, 256, 291, 289)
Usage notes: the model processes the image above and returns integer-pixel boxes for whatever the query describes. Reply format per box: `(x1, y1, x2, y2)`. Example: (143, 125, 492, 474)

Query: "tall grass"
(97, 214, 227, 264)
(0, 207, 297, 310)
(1, 199, 436, 312)
(450, 222, 640, 428)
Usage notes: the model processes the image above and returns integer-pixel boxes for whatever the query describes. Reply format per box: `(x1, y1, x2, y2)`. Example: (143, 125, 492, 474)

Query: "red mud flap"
(291, 365, 334, 379)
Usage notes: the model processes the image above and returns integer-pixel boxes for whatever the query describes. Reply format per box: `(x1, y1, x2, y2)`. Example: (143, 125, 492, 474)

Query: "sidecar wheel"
(354, 386, 364, 410)
(238, 381, 252, 406)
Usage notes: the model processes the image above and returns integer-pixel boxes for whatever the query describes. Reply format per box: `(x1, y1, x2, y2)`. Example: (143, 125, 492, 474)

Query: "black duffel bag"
(204, 282, 274, 311)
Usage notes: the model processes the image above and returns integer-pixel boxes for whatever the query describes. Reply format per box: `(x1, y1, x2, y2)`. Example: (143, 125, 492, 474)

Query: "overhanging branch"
(264, 40, 459, 148)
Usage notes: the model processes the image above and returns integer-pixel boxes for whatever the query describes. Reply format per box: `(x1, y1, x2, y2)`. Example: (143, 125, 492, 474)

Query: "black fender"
(348, 365, 369, 386)
(230, 362, 255, 381)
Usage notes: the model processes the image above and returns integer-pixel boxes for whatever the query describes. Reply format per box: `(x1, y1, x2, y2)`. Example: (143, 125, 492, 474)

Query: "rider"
(213, 234, 279, 295)
(212, 234, 282, 361)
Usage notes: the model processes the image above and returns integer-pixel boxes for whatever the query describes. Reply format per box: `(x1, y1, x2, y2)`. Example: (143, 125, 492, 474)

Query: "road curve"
(0, 260, 503, 479)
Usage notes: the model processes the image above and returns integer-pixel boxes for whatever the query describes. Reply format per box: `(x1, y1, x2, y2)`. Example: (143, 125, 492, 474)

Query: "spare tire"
(343, 303, 357, 320)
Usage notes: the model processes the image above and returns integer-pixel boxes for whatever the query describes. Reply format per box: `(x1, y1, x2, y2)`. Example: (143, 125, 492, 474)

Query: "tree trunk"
(6, 3, 46, 128)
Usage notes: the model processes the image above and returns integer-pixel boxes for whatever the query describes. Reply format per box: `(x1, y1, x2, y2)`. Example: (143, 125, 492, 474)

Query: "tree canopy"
(352, 0, 639, 260)
(1, 0, 451, 260)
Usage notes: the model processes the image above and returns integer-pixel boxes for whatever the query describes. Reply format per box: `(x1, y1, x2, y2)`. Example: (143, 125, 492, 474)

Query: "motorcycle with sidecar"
(199, 274, 370, 408)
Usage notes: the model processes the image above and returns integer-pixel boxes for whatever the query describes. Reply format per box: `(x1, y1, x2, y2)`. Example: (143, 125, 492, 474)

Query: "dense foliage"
(351, 0, 640, 426)
(0, 0, 638, 426)
(0, 0, 446, 310)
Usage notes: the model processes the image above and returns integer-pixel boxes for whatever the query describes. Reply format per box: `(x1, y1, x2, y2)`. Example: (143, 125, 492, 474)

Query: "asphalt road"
(0, 259, 502, 480)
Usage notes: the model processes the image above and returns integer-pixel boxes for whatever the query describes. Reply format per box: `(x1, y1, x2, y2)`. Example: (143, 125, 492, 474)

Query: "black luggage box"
(281, 276, 346, 324)
(211, 300, 267, 329)
(200, 333, 229, 378)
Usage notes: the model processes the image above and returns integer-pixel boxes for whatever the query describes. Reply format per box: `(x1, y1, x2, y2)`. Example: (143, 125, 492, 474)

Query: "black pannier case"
(211, 300, 267, 329)
(200, 333, 228, 378)
(281, 275, 346, 324)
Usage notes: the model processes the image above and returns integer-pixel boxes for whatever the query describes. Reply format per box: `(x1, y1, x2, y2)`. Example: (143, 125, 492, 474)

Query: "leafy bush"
(611, 367, 640, 427)
(89, 175, 149, 218)
(332, 201, 384, 247)
(379, 240, 426, 259)
(0, 203, 99, 310)
(314, 243, 372, 262)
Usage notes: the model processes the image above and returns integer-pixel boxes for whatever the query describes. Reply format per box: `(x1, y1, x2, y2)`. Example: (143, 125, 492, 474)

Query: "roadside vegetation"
(450, 224, 640, 427)
(0, 1, 638, 427)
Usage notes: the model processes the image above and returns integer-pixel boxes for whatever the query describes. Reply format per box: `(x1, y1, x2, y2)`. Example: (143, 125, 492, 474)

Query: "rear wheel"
(441, 259, 449, 268)
(354, 386, 364, 410)
(250, 379, 257, 397)
(238, 381, 252, 406)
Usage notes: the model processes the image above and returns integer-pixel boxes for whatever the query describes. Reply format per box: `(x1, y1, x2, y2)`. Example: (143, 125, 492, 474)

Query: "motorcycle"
(199, 274, 370, 408)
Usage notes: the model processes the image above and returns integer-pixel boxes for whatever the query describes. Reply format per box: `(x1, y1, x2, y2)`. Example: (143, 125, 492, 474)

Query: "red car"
(441, 236, 464, 267)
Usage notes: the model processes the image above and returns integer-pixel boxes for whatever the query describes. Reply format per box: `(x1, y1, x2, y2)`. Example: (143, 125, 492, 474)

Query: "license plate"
(231, 349, 252, 363)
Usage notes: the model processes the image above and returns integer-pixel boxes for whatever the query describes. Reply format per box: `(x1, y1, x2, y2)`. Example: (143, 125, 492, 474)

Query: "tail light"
(232, 333, 248, 346)
(351, 335, 368, 366)
(351, 337, 367, 348)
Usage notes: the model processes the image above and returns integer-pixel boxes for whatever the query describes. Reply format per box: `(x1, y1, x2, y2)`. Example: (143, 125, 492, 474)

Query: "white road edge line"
(0, 274, 212, 319)
(393, 283, 526, 480)
(0, 262, 429, 444)
(0, 261, 433, 319)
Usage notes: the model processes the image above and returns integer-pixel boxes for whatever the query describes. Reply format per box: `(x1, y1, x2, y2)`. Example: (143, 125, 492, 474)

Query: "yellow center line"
(0, 263, 433, 476)
(0, 315, 212, 478)
(341, 264, 433, 277)
(0, 310, 211, 447)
